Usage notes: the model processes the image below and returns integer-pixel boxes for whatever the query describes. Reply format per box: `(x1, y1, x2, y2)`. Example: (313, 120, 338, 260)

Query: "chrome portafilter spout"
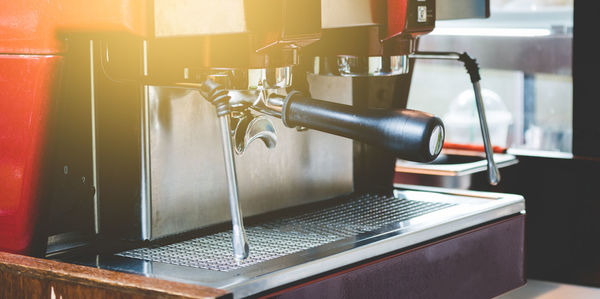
(199, 79, 249, 261)
(232, 111, 277, 155)
(409, 51, 501, 185)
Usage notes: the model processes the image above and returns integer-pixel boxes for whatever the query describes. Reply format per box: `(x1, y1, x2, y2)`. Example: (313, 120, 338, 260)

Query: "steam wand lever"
(199, 79, 250, 261)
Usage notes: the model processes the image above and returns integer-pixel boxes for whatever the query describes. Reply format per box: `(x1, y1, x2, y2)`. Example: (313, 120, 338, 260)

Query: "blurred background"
(409, 0, 573, 153)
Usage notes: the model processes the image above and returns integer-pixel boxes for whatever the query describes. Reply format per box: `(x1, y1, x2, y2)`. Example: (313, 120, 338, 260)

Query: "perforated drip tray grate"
(117, 194, 455, 272)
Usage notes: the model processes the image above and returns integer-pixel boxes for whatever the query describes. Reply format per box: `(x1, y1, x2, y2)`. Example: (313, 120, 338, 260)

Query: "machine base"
(56, 186, 525, 298)
(262, 214, 525, 299)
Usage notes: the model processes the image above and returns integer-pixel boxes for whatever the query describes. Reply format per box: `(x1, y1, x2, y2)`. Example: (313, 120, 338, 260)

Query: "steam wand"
(409, 52, 501, 185)
(199, 79, 250, 261)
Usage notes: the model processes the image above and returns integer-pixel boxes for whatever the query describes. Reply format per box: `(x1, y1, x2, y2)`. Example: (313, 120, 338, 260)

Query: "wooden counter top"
(0, 251, 231, 299)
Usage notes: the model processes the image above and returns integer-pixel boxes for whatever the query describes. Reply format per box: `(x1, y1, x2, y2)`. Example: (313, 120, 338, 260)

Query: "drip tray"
(64, 185, 525, 298)
(117, 194, 453, 272)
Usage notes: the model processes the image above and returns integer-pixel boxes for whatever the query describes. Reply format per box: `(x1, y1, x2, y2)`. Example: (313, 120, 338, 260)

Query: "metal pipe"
(218, 114, 250, 261)
(473, 81, 500, 185)
(409, 52, 461, 60)
(266, 93, 285, 113)
(410, 51, 501, 185)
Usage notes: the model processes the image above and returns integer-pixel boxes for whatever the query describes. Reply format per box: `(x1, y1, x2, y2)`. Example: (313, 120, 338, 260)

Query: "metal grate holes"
(117, 194, 454, 271)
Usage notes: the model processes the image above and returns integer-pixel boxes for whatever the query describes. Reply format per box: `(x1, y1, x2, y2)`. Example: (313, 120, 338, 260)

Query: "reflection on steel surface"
(117, 194, 453, 271)
(146, 85, 353, 240)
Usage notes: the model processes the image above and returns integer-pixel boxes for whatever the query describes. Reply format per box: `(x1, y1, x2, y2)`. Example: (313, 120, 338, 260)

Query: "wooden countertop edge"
(0, 251, 230, 299)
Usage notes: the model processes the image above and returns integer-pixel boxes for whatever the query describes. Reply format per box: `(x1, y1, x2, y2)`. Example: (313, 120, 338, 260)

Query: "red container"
(0, 55, 62, 254)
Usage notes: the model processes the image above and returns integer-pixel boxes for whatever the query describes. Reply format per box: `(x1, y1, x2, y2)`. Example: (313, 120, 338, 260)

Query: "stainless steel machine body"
(48, 0, 527, 297)
(44, 0, 494, 242)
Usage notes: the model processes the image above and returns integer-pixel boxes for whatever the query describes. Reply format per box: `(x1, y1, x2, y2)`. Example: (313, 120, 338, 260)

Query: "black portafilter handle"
(281, 92, 445, 162)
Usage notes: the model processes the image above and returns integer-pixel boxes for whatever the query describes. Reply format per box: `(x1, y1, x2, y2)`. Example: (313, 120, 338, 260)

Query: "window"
(408, 0, 573, 153)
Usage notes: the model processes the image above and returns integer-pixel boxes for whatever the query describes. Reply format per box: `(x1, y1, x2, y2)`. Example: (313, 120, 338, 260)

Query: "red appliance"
(0, 55, 60, 254)
(0, 0, 145, 255)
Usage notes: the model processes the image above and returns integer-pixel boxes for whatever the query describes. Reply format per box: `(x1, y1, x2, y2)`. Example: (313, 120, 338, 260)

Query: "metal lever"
(218, 115, 250, 261)
(409, 51, 500, 185)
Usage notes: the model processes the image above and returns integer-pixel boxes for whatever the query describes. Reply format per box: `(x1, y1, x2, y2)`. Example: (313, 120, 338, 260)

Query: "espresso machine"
(0, 0, 525, 297)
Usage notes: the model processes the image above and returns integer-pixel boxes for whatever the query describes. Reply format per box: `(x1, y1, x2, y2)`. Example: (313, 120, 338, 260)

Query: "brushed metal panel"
(147, 79, 353, 239)
(321, 0, 384, 29)
(154, 0, 247, 37)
